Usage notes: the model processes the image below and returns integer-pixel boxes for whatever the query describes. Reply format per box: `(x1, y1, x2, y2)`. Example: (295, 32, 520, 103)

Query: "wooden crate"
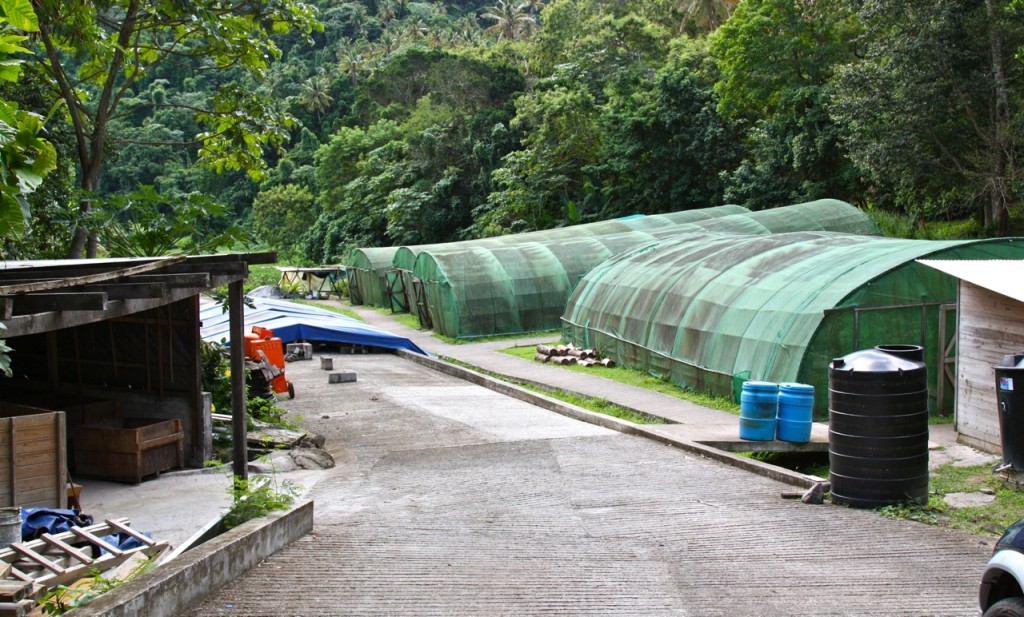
(0, 412, 66, 508)
(3, 394, 118, 430)
(73, 418, 184, 484)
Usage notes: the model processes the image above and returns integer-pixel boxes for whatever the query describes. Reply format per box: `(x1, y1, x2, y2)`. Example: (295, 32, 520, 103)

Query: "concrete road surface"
(189, 352, 993, 617)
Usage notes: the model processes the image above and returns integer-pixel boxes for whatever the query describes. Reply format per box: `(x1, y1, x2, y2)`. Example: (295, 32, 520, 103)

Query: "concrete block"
(320, 357, 333, 370)
(286, 342, 313, 360)
(328, 371, 357, 384)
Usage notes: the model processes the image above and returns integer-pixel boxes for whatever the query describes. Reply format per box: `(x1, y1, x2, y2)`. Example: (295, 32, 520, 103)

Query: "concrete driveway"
(188, 351, 993, 617)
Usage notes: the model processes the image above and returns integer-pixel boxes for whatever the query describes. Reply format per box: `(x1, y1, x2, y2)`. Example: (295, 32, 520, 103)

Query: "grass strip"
(499, 342, 740, 415)
(441, 355, 668, 425)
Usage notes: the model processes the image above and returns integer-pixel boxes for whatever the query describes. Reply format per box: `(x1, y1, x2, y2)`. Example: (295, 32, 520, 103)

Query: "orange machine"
(244, 326, 295, 399)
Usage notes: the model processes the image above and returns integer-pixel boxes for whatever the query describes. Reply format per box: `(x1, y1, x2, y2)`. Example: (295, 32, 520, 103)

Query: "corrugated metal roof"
(918, 259, 1024, 303)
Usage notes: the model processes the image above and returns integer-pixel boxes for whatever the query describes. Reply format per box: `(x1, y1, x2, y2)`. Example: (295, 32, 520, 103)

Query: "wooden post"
(229, 280, 247, 480)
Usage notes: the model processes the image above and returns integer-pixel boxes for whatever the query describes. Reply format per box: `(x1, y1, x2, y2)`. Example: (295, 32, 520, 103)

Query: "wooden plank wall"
(957, 282, 1024, 453)
(0, 412, 66, 508)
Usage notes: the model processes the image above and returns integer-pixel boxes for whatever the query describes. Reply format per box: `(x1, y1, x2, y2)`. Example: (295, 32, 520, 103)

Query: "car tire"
(985, 597, 1024, 617)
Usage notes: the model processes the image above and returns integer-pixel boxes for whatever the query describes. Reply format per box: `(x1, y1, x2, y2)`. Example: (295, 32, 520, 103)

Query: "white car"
(980, 518, 1024, 616)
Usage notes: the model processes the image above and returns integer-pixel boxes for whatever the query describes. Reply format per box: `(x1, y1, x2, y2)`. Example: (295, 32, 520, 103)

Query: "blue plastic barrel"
(776, 383, 814, 442)
(739, 381, 778, 441)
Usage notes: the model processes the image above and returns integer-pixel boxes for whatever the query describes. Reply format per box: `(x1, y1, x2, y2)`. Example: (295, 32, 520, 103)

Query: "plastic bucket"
(777, 383, 814, 443)
(0, 507, 20, 548)
(739, 381, 778, 441)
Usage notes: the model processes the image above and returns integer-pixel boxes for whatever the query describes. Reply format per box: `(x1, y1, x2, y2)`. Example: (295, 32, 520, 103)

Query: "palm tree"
(377, 0, 398, 24)
(345, 3, 369, 39)
(337, 45, 365, 86)
(377, 29, 401, 56)
(403, 18, 431, 42)
(677, 0, 738, 34)
(481, 0, 536, 41)
(519, 0, 545, 16)
(298, 70, 334, 121)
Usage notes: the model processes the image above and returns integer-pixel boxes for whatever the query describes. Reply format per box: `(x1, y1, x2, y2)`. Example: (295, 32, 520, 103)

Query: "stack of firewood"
(534, 343, 615, 368)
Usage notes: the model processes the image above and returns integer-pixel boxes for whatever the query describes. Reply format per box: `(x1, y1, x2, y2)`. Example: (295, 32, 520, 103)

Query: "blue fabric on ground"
(199, 297, 428, 356)
(20, 507, 93, 541)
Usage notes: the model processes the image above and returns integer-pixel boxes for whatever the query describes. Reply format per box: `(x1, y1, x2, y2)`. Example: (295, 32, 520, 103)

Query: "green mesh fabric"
(388, 205, 750, 317)
(346, 247, 398, 307)
(413, 200, 878, 338)
(562, 232, 1024, 417)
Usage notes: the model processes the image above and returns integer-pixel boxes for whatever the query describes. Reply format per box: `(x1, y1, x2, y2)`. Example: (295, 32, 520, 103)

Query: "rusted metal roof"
(918, 259, 1024, 303)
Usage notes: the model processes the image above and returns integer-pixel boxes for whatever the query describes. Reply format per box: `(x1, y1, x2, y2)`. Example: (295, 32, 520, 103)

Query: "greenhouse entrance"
(386, 270, 408, 313)
(849, 300, 957, 416)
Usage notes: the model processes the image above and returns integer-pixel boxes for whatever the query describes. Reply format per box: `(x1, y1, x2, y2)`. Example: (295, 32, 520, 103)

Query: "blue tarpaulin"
(199, 298, 428, 356)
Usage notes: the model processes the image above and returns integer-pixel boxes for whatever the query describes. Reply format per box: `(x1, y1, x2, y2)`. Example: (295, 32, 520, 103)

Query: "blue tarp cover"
(200, 298, 428, 356)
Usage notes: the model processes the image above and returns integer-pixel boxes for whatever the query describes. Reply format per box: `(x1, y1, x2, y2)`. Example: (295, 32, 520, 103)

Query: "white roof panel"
(918, 259, 1024, 303)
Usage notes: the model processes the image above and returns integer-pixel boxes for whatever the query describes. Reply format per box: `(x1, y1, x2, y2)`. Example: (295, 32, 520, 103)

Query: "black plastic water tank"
(829, 346, 929, 508)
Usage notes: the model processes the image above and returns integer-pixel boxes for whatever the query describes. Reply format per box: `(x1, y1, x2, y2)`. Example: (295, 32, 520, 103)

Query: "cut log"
(598, 358, 615, 368)
(534, 353, 551, 363)
(536, 344, 556, 356)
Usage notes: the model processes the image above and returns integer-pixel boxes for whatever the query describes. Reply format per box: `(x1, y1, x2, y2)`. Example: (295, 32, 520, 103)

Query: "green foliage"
(25, 0, 322, 257)
(710, 0, 862, 208)
(830, 0, 1024, 232)
(592, 37, 739, 216)
(40, 561, 156, 615)
(478, 84, 601, 234)
(877, 496, 948, 526)
(306, 46, 525, 258)
(0, 99, 57, 238)
(0, 322, 11, 378)
(200, 341, 233, 416)
(7, 0, 1020, 263)
(0, 0, 55, 242)
(222, 475, 298, 530)
(245, 265, 284, 292)
(876, 463, 1024, 536)
(252, 184, 316, 263)
(90, 186, 248, 257)
(247, 395, 296, 429)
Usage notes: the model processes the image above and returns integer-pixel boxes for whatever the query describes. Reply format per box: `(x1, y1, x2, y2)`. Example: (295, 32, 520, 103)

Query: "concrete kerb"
(71, 500, 314, 617)
(397, 350, 821, 490)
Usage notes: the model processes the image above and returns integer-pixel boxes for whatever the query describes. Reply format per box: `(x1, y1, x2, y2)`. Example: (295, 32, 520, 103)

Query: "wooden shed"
(919, 259, 1024, 454)
(0, 254, 269, 505)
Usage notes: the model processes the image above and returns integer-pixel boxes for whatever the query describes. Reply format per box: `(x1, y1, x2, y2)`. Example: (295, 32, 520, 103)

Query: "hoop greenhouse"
(561, 232, 1024, 416)
(412, 199, 880, 339)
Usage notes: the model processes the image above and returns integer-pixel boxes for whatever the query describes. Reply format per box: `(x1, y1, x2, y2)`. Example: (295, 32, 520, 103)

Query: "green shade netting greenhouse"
(346, 247, 398, 307)
(414, 200, 880, 339)
(387, 205, 751, 314)
(562, 231, 1024, 416)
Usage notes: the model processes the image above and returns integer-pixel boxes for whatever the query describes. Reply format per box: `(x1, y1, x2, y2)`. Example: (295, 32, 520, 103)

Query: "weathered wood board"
(0, 412, 66, 509)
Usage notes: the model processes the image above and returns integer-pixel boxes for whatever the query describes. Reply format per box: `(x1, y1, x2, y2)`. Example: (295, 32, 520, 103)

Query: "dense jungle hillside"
(1, 0, 1023, 263)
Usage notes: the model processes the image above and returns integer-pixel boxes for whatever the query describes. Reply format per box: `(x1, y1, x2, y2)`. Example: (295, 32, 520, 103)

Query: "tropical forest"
(1, 0, 1023, 265)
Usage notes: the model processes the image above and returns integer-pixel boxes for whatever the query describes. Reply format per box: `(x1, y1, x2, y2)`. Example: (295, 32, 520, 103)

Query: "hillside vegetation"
(3, 0, 1023, 263)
